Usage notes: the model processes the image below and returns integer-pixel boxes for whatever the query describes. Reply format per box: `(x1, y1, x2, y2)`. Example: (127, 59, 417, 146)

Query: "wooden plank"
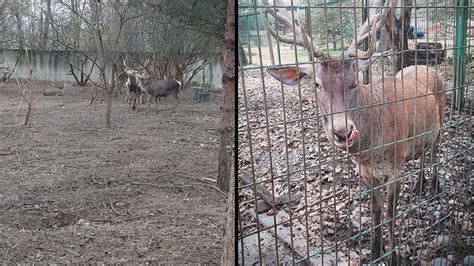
(256, 194, 302, 213)
(249, 209, 336, 266)
(239, 173, 278, 206)
(240, 172, 302, 212)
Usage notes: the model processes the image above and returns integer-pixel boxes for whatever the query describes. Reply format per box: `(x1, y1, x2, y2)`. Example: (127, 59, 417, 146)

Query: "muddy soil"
(0, 82, 226, 264)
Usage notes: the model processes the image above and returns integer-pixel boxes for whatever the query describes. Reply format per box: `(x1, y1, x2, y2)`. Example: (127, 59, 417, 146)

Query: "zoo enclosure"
(238, 0, 472, 265)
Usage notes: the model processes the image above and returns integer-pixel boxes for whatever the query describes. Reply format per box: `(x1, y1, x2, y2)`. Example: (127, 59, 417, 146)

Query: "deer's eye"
(315, 82, 320, 89)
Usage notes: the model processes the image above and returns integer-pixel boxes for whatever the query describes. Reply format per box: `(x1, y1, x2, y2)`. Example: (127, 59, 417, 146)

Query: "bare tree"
(17, 80, 40, 126)
(221, 153, 235, 265)
(41, 0, 53, 49)
(381, 0, 413, 73)
(53, 1, 139, 127)
(220, 1, 236, 262)
(63, 53, 96, 86)
(0, 50, 19, 82)
(123, 14, 215, 89)
(217, 0, 235, 192)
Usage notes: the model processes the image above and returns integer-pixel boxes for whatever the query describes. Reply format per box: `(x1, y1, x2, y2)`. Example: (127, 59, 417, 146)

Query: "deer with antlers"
(122, 58, 145, 110)
(123, 58, 181, 112)
(261, 1, 445, 264)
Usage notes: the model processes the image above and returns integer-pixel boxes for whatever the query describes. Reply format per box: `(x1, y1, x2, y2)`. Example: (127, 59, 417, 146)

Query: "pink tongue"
(348, 129, 359, 142)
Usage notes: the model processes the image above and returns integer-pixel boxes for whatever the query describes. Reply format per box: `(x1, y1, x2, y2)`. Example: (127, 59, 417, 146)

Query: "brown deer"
(123, 58, 181, 111)
(261, 1, 445, 264)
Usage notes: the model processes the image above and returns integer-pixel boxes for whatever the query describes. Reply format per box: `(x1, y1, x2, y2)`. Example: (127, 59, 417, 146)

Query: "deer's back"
(143, 80, 180, 97)
(395, 66, 445, 160)
(352, 67, 444, 169)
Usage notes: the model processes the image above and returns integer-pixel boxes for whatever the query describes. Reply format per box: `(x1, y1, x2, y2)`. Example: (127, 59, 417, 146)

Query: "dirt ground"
(0, 82, 226, 264)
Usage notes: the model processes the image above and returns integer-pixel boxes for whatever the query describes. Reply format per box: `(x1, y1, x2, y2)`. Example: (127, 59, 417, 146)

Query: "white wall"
(0, 49, 223, 88)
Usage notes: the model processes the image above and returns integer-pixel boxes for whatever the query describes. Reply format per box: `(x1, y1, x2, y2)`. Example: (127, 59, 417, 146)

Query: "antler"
(260, 0, 325, 59)
(123, 56, 131, 70)
(347, 0, 395, 58)
(140, 57, 152, 75)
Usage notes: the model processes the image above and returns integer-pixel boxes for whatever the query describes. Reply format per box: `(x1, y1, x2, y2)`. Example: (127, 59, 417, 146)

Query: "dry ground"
(0, 82, 226, 264)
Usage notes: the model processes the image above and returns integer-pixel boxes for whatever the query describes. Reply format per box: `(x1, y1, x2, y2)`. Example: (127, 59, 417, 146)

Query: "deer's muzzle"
(332, 123, 359, 148)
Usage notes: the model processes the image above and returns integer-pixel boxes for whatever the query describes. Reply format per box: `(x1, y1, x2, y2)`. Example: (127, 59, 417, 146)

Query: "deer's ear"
(266, 67, 308, 86)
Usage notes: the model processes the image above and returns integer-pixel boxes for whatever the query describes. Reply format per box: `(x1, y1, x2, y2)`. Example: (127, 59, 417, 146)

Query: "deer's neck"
(136, 78, 147, 91)
(347, 82, 387, 155)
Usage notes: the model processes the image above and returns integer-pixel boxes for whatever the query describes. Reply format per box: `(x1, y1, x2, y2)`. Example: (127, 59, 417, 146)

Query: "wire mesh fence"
(238, 0, 472, 265)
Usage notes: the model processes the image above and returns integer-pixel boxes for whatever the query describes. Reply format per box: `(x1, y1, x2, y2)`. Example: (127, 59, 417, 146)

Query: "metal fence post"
(362, 0, 369, 84)
(453, 0, 468, 109)
(246, 15, 253, 65)
(264, 12, 275, 65)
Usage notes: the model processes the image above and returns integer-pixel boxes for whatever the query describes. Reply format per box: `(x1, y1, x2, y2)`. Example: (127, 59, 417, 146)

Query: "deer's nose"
(333, 124, 357, 142)
(333, 130, 348, 142)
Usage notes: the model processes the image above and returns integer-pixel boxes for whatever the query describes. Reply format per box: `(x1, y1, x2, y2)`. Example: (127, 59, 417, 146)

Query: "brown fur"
(267, 64, 445, 264)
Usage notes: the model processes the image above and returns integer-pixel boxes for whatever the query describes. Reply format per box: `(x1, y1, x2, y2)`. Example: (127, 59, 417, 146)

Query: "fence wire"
(238, 0, 473, 265)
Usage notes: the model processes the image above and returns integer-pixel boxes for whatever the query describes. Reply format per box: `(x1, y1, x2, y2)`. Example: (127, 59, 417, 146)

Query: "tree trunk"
(399, 0, 412, 70)
(39, 1, 44, 48)
(15, 13, 25, 50)
(72, 0, 81, 49)
(24, 103, 32, 126)
(331, 30, 337, 50)
(42, 0, 52, 49)
(217, 0, 235, 192)
(106, 90, 112, 127)
(105, 62, 118, 127)
(238, 37, 248, 66)
(220, 158, 235, 265)
(382, 0, 412, 73)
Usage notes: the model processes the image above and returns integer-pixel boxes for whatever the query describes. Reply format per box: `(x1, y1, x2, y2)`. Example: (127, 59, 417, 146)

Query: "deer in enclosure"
(116, 71, 129, 98)
(123, 70, 144, 110)
(262, 1, 445, 264)
(122, 58, 180, 111)
(133, 73, 181, 110)
(122, 58, 147, 109)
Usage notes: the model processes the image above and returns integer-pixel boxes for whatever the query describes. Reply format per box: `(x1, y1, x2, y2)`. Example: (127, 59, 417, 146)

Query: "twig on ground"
(202, 177, 217, 183)
(0, 131, 10, 141)
(0, 132, 28, 156)
(131, 181, 227, 197)
(110, 201, 124, 216)
(77, 128, 101, 132)
(122, 213, 154, 221)
(238, 222, 257, 236)
(58, 207, 153, 224)
(88, 175, 99, 184)
(175, 171, 217, 184)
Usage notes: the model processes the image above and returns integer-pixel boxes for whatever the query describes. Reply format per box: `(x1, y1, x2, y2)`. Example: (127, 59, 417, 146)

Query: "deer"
(134, 73, 181, 109)
(122, 58, 145, 110)
(261, 1, 445, 264)
(124, 70, 143, 110)
(123, 58, 181, 111)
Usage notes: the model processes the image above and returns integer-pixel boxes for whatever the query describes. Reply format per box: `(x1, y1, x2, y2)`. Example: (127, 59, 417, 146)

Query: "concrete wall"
(1, 49, 91, 82)
(0, 49, 223, 88)
(187, 57, 224, 88)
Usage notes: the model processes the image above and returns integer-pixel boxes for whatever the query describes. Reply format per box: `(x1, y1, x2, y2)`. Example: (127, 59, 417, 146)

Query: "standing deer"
(122, 58, 145, 110)
(262, 1, 445, 264)
(134, 73, 181, 110)
(123, 58, 181, 111)
(124, 70, 143, 110)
